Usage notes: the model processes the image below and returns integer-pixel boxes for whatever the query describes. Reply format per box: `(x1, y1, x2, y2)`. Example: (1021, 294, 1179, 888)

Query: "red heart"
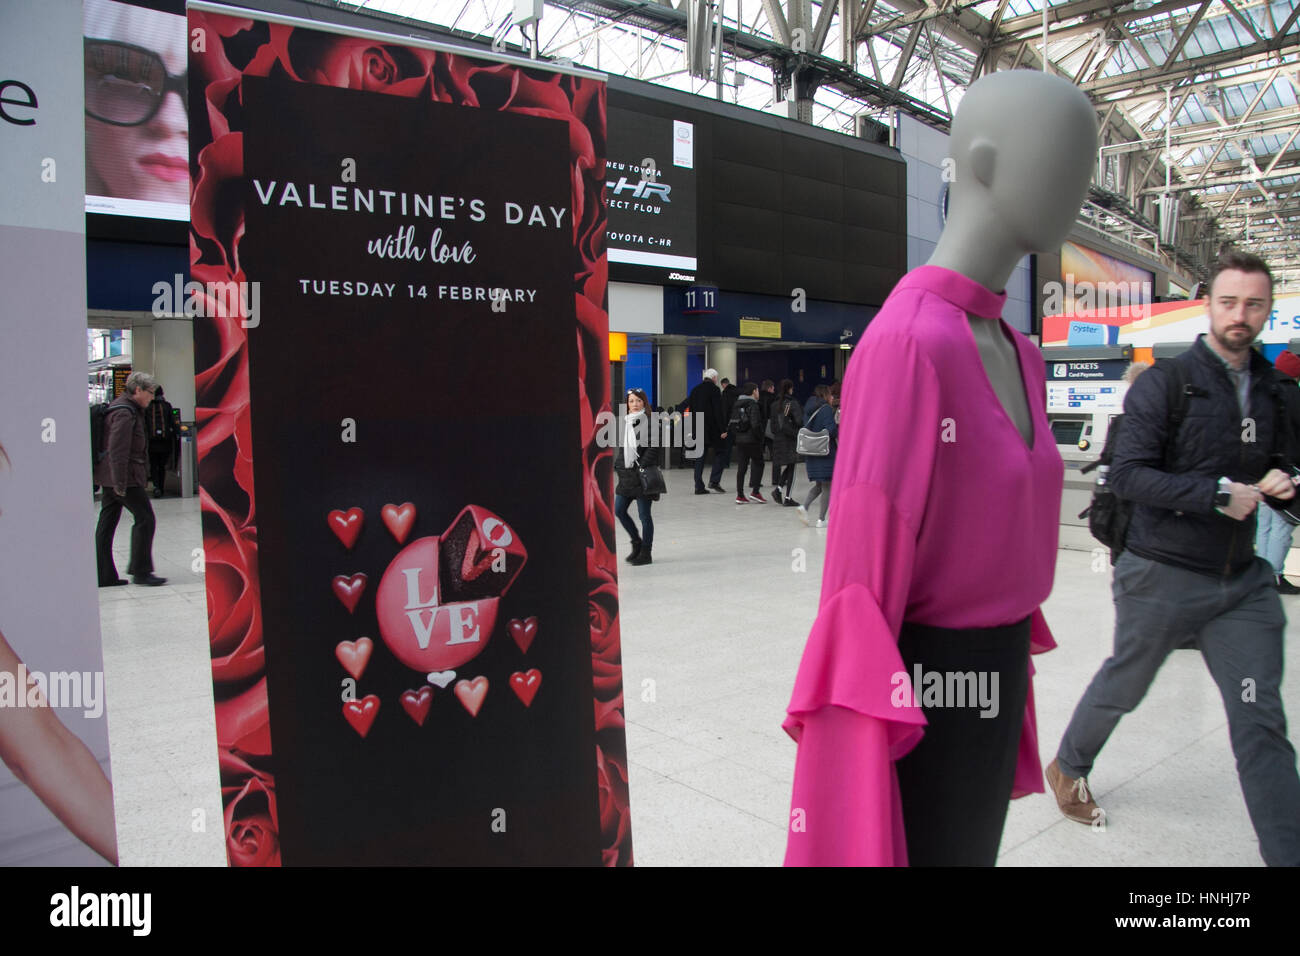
(381, 502, 417, 545)
(509, 669, 542, 708)
(334, 638, 373, 680)
(399, 687, 433, 726)
(508, 616, 538, 654)
(327, 507, 364, 550)
(332, 573, 368, 614)
(454, 677, 488, 717)
(342, 695, 380, 738)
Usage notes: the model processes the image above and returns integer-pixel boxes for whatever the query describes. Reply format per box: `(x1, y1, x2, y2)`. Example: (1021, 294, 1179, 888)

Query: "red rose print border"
(188, 10, 628, 865)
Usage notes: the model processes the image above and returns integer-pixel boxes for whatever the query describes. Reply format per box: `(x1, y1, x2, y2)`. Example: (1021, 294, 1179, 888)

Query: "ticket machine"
(1043, 345, 1133, 525)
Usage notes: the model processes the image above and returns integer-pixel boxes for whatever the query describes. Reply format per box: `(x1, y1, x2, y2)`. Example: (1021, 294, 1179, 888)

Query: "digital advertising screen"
(189, 6, 631, 866)
(606, 103, 698, 283)
(83, 0, 189, 222)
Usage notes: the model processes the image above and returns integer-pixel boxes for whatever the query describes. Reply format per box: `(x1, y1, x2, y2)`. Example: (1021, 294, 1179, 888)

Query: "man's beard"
(1212, 324, 1255, 353)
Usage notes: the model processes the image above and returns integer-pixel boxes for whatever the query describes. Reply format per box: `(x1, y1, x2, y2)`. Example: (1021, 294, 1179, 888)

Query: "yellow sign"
(608, 331, 627, 362)
(739, 318, 781, 339)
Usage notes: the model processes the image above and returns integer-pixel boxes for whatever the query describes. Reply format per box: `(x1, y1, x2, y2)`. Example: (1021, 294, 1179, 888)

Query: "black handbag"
(637, 463, 667, 496)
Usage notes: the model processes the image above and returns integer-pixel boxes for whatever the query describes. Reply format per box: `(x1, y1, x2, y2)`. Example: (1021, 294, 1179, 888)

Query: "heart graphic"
(381, 502, 417, 545)
(327, 507, 365, 550)
(375, 536, 497, 673)
(399, 687, 433, 726)
(454, 677, 488, 717)
(509, 669, 542, 708)
(335, 637, 373, 680)
(426, 670, 456, 689)
(508, 616, 538, 654)
(332, 573, 368, 614)
(342, 695, 380, 738)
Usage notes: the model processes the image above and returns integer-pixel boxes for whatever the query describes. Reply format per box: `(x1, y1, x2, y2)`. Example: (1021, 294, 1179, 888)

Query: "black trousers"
(894, 615, 1031, 866)
(734, 444, 763, 494)
(148, 441, 170, 494)
(95, 486, 156, 583)
(772, 462, 795, 493)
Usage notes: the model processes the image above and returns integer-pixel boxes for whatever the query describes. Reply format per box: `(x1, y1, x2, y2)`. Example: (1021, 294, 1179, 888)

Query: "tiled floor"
(97, 465, 1298, 866)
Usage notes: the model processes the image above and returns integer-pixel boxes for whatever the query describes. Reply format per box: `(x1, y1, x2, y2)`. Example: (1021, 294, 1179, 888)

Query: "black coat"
(613, 437, 661, 500)
(687, 379, 725, 448)
(770, 395, 804, 466)
(1111, 335, 1294, 576)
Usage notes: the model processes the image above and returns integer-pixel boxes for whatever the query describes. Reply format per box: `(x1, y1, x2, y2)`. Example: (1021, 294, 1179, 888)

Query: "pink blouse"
(783, 265, 1064, 866)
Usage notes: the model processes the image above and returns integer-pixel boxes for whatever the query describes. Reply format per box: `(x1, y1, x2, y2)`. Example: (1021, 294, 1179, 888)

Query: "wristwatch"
(1214, 477, 1232, 513)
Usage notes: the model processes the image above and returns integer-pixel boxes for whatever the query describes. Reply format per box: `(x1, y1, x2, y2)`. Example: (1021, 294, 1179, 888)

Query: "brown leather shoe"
(1046, 758, 1102, 825)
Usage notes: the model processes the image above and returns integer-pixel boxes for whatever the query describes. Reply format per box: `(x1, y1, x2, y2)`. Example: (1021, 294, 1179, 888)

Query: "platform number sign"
(683, 284, 718, 314)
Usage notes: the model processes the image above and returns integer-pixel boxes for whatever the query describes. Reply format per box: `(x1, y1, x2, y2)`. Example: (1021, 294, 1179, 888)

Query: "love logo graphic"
(328, 503, 542, 735)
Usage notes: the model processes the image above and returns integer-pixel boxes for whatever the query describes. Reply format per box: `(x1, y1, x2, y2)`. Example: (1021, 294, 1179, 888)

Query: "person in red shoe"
(93, 372, 167, 587)
(729, 382, 765, 503)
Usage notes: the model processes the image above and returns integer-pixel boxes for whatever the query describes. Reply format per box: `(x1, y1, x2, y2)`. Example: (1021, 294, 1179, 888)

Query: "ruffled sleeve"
(783, 331, 939, 866)
(1012, 607, 1058, 799)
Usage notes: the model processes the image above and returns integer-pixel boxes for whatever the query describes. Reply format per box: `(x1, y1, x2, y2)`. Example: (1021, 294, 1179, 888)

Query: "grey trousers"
(1057, 550, 1300, 867)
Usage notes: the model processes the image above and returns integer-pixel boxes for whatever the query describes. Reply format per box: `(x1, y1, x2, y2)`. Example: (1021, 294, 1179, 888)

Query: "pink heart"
(381, 502, 416, 545)
(399, 687, 433, 726)
(327, 507, 364, 550)
(334, 638, 373, 680)
(454, 677, 488, 717)
(509, 669, 542, 708)
(508, 616, 538, 654)
(342, 695, 380, 738)
(332, 573, 368, 614)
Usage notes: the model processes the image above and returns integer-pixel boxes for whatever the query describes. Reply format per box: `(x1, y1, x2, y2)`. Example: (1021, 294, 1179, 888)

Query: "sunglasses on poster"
(84, 39, 187, 127)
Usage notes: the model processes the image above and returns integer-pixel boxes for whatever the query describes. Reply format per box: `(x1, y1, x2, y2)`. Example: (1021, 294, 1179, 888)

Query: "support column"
(151, 319, 196, 422)
(657, 335, 688, 410)
(704, 337, 737, 386)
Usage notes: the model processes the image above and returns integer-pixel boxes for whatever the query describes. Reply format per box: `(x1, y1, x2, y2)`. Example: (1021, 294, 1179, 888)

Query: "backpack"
(728, 400, 752, 434)
(90, 402, 112, 465)
(764, 398, 795, 439)
(1080, 359, 1189, 563)
(148, 399, 172, 440)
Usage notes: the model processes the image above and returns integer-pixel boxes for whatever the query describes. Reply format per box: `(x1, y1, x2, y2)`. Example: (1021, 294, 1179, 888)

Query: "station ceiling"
(328, 1, 1300, 286)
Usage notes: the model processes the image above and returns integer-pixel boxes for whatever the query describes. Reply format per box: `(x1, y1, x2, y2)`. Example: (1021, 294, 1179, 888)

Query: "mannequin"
(783, 71, 1098, 866)
(929, 73, 1098, 444)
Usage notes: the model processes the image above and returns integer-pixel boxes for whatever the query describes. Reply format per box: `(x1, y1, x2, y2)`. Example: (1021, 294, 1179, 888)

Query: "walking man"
(95, 371, 167, 587)
(1047, 252, 1300, 866)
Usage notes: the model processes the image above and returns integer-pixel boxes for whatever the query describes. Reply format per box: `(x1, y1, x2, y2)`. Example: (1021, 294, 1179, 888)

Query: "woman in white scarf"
(612, 389, 661, 566)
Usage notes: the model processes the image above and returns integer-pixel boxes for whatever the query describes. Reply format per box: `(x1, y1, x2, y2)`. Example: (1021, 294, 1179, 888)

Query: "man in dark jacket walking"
(94, 372, 167, 587)
(730, 382, 766, 503)
(1047, 253, 1300, 866)
(146, 385, 178, 498)
(685, 369, 727, 495)
(715, 377, 739, 484)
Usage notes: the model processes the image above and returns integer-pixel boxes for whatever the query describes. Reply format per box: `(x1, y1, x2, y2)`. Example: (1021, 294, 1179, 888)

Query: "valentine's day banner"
(189, 4, 629, 865)
(0, 0, 118, 865)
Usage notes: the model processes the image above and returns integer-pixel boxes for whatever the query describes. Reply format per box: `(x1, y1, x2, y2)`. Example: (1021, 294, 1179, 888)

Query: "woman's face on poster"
(84, 0, 188, 204)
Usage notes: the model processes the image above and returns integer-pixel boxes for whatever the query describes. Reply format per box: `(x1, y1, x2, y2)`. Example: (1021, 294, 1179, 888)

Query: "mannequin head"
(929, 71, 1098, 292)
